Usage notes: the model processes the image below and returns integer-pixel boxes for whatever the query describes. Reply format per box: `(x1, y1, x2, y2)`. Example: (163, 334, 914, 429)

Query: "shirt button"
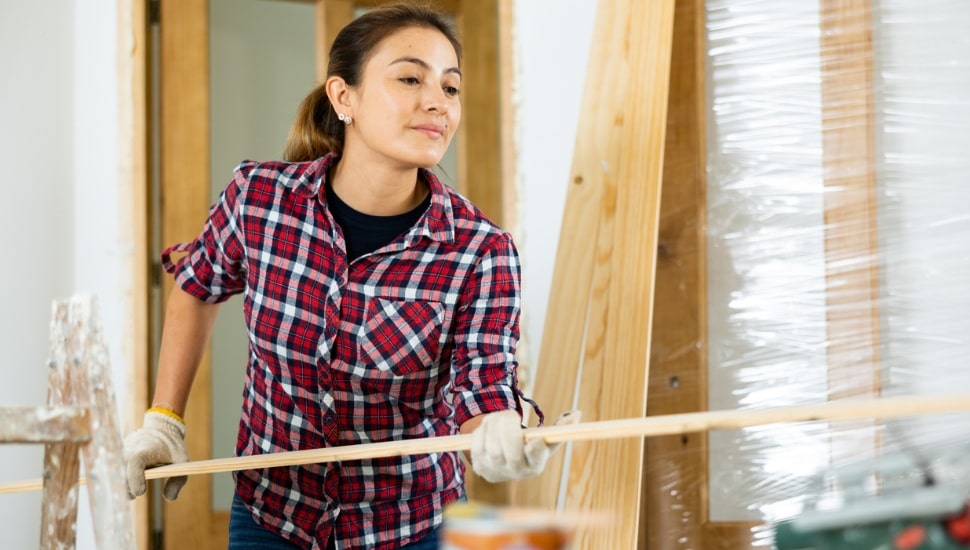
(324, 416, 334, 424)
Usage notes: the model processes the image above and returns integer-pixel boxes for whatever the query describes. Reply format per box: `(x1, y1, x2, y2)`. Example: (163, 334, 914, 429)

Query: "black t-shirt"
(325, 182, 431, 262)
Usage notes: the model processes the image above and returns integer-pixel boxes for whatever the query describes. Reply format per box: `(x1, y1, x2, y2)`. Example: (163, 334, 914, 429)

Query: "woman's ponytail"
(282, 85, 344, 162)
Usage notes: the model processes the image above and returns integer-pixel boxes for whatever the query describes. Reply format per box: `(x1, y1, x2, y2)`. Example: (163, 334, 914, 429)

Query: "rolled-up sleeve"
(161, 161, 253, 303)
(450, 233, 523, 426)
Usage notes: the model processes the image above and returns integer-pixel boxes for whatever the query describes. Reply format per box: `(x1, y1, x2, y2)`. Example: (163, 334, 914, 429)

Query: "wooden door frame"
(117, 0, 151, 548)
(155, 1, 513, 547)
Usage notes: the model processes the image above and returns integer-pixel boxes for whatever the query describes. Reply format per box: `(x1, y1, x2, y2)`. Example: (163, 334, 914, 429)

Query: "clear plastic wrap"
(689, 0, 970, 547)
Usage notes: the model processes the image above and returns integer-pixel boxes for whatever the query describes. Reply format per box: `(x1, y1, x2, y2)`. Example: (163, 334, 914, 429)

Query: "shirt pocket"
(358, 297, 445, 376)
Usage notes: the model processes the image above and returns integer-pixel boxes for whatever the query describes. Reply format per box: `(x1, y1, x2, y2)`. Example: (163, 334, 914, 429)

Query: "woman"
(123, 3, 575, 549)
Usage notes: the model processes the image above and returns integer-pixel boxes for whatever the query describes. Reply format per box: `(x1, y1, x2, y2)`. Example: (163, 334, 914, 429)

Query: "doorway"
(152, 1, 511, 547)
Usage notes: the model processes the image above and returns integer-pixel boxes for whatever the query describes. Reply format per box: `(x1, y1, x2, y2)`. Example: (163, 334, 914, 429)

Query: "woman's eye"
(444, 86, 460, 97)
(399, 77, 420, 85)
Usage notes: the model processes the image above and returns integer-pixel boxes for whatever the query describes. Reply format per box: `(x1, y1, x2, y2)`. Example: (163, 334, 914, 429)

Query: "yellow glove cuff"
(147, 405, 185, 425)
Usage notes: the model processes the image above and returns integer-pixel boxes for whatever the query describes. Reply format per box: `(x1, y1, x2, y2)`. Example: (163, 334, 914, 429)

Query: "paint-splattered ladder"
(0, 294, 134, 549)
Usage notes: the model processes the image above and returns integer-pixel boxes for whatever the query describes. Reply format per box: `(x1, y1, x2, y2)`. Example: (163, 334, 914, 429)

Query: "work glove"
(123, 409, 189, 500)
(470, 409, 581, 483)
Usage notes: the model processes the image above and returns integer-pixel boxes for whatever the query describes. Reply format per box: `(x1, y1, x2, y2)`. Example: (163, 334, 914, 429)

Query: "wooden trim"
(497, 0, 516, 233)
(117, 0, 151, 546)
(159, 1, 213, 548)
(510, 1, 676, 548)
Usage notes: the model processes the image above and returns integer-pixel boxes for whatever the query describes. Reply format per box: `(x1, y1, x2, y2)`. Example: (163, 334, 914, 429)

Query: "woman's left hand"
(469, 409, 580, 483)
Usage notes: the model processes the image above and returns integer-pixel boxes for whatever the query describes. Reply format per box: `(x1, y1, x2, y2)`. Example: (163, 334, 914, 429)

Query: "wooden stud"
(159, 1, 214, 548)
(641, 0, 713, 547)
(456, 0, 503, 224)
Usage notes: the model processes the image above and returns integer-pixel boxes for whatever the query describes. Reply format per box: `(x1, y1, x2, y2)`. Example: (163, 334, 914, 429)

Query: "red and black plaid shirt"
(162, 153, 538, 550)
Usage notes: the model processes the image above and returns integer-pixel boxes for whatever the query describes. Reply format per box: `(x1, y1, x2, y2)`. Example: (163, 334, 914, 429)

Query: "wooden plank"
(641, 0, 708, 548)
(159, 1, 213, 548)
(0, 407, 90, 443)
(117, 0, 151, 545)
(819, 0, 881, 466)
(5, 392, 969, 496)
(8, 391, 969, 492)
(511, 1, 676, 547)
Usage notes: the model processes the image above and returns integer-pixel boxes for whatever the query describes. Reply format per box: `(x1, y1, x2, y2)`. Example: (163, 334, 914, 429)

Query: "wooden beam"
(509, 1, 676, 548)
(641, 0, 711, 547)
(159, 1, 213, 548)
(456, 0, 502, 224)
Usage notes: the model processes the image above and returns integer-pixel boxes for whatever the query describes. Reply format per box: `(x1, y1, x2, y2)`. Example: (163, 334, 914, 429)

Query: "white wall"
(0, 1, 127, 549)
(513, 0, 597, 376)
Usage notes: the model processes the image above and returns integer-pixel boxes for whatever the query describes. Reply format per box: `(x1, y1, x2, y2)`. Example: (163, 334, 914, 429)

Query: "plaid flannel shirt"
(161, 153, 538, 550)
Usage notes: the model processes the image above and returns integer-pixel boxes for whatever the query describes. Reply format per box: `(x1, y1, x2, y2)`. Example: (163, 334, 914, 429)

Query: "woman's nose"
(423, 84, 449, 113)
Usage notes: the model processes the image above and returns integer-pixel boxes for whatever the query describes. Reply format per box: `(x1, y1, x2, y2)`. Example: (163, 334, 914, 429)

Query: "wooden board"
(509, 1, 676, 548)
(159, 1, 213, 548)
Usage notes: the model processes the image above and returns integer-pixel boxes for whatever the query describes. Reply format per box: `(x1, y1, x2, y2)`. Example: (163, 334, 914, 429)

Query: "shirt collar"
(296, 153, 456, 245)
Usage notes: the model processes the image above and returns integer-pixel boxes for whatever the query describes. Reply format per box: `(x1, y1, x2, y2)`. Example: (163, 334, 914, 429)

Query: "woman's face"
(344, 26, 462, 170)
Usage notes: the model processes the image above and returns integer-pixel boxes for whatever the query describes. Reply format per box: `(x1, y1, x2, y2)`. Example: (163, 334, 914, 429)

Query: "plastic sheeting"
(699, 0, 970, 546)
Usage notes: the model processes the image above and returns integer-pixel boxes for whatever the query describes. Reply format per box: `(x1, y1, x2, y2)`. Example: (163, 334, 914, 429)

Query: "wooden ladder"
(0, 294, 134, 549)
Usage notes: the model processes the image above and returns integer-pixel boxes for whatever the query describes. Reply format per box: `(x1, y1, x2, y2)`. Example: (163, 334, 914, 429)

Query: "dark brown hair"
(282, 2, 462, 162)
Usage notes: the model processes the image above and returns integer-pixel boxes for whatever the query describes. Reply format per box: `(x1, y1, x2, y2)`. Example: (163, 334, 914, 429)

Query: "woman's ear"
(325, 76, 352, 113)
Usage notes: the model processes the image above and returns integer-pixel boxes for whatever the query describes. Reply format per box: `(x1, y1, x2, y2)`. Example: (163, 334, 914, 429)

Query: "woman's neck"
(329, 155, 428, 216)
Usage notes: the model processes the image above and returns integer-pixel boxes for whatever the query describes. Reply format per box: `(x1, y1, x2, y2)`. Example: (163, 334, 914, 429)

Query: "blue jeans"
(227, 495, 440, 549)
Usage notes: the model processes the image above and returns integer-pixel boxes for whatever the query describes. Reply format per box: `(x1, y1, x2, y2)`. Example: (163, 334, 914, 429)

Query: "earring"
(338, 113, 352, 125)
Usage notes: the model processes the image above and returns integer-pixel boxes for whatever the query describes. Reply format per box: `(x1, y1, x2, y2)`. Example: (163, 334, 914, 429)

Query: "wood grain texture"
(641, 0, 713, 547)
(116, 0, 151, 545)
(159, 1, 212, 548)
(5, 392, 968, 497)
(509, 1, 676, 548)
(456, 0, 503, 223)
